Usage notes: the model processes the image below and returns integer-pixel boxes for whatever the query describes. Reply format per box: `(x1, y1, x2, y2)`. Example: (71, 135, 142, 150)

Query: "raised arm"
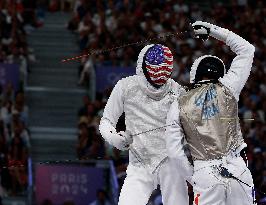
(99, 80, 131, 150)
(216, 26, 255, 101)
(192, 21, 255, 101)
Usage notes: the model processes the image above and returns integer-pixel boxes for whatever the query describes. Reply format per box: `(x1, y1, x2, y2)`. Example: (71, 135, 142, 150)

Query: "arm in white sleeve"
(165, 100, 193, 177)
(166, 100, 184, 159)
(99, 80, 126, 148)
(211, 26, 255, 101)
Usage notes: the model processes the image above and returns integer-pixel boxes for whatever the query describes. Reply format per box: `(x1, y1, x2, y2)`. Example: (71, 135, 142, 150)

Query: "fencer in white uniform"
(165, 21, 256, 205)
(99, 44, 191, 205)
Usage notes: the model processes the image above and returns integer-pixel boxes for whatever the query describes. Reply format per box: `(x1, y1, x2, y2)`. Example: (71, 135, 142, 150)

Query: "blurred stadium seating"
(71, 0, 266, 204)
(0, 0, 265, 205)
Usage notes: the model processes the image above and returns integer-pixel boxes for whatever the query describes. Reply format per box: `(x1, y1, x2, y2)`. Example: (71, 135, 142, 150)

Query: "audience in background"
(41, 199, 53, 205)
(72, 0, 266, 204)
(0, 0, 37, 89)
(0, 0, 33, 197)
(62, 200, 76, 205)
(89, 189, 112, 205)
(0, 88, 30, 196)
(8, 130, 28, 195)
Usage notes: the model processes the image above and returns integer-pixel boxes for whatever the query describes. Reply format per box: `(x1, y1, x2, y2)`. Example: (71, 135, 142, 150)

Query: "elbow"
(99, 117, 116, 141)
(229, 33, 255, 56)
(248, 44, 255, 55)
(99, 117, 108, 138)
(237, 44, 255, 58)
(243, 44, 255, 56)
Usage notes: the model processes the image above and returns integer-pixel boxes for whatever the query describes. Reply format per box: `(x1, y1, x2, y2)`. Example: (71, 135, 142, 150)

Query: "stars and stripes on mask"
(143, 44, 173, 88)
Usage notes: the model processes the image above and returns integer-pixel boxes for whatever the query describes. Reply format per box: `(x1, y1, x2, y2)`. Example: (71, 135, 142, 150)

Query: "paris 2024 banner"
(35, 164, 105, 205)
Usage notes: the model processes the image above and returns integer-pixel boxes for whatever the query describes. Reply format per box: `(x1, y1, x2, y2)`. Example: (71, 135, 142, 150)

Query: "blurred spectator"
(88, 130, 105, 159)
(0, 119, 9, 195)
(17, 121, 30, 149)
(41, 199, 53, 205)
(0, 83, 30, 197)
(12, 92, 29, 125)
(76, 119, 91, 159)
(62, 201, 75, 205)
(0, 0, 38, 90)
(78, 56, 96, 101)
(89, 189, 111, 205)
(7, 133, 28, 195)
(0, 100, 13, 138)
(76, 120, 105, 160)
(0, 4, 32, 191)
(78, 96, 90, 117)
(4, 83, 15, 102)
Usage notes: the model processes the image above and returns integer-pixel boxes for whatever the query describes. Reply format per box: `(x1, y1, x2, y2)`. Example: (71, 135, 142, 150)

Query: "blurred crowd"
(71, 0, 266, 204)
(0, 84, 30, 197)
(0, 0, 34, 198)
(0, 0, 40, 88)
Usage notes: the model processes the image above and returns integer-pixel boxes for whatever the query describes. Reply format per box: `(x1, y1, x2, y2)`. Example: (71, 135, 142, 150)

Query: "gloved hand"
(109, 130, 133, 151)
(192, 21, 212, 41)
(119, 131, 133, 146)
(192, 21, 230, 42)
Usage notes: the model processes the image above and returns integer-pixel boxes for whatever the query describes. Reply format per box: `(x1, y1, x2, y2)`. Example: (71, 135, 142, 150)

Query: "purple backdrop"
(95, 66, 135, 91)
(35, 164, 105, 205)
(0, 63, 19, 91)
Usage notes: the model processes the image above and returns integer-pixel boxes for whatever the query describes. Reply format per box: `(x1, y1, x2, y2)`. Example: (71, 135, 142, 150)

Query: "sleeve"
(217, 31, 255, 101)
(99, 80, 125, 143)
(165, 100, 193, 177)
(165, 100, 185, 159)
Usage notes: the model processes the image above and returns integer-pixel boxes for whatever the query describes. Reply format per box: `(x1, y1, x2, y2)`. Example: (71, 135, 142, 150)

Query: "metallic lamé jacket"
(179, 83, 244, 160)
(165, 26, 255, 169)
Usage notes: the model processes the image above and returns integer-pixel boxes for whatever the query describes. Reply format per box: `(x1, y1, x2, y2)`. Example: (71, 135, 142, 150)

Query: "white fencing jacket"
(99, 45, 185, 173)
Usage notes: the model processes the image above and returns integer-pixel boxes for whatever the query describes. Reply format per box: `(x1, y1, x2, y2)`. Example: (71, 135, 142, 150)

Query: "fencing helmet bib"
(142, 44, 173, 88)
(190, 55, 225, 83)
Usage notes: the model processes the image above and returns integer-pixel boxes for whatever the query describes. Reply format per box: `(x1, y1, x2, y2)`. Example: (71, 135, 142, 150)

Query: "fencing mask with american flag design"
(142, 44, 173, 88)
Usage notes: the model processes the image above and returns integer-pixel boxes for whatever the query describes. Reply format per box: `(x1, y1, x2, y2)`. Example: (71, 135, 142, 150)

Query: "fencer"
(165, 21, 256, 205)
(99, 44, 191, 205)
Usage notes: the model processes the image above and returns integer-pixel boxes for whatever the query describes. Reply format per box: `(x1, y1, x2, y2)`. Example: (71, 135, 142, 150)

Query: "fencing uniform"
(166, 22, 256, 205)
(99, 44, 190, 205)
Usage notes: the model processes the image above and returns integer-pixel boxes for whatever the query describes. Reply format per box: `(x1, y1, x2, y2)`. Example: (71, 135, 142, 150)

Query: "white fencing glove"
(192, 21, 230, 42)
(118, 130, 133, 148)
(107, 130, 132, 151)
(99, 119, 133, 151)
(192, 21, 211, 41)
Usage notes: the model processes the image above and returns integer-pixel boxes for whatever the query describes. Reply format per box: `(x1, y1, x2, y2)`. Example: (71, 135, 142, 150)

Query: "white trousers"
(118, 158, 189, 205)
(192, 156, 256, 205)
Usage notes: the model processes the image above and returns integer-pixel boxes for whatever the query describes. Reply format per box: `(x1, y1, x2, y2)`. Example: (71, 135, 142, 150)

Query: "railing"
(27, 157, 33, 205)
